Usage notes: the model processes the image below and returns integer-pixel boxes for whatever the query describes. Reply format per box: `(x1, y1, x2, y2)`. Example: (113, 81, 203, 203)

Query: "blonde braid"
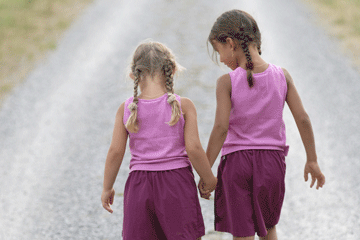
(164, 61, 181, 126)
(125, 70, 140, 133)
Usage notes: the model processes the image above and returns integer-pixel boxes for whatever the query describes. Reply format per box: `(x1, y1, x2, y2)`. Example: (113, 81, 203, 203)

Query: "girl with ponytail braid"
(203, 10, 325, 240)
(101, 40, 217, 240)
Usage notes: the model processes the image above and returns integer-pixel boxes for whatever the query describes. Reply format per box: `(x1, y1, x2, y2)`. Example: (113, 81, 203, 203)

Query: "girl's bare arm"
(102, 102, 128, 212)
(181, 97, 217, 191)
(206, 74, 232, 167)
(284, 68, 317, 161)
(283, 68, 325, 189)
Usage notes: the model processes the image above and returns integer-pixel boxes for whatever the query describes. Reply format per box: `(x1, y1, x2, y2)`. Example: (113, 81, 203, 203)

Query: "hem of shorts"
(215, 226, 269, 238)
(214, 228, 258, 238)
(194, 231, 205, 239)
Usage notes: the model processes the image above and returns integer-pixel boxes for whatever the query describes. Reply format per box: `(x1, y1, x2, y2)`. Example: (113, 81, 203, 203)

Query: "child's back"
(123, 94, 190, 171)
(223, 63, 289, 156)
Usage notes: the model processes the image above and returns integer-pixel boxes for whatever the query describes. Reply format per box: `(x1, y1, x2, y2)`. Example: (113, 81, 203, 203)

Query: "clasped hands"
(198, 177, 217, 200)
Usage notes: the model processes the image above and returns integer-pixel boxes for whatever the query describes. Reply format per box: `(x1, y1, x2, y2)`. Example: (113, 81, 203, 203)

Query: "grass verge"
(302, 0, 360, 71)
(0, 0, 92, 104)
(1, 0, 359, 104)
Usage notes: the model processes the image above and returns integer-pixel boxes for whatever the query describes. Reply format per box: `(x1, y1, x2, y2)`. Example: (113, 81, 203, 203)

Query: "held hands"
(304, 161, 325, 189)
(101, 188, 115, 213)
(198, 177, 217, 200)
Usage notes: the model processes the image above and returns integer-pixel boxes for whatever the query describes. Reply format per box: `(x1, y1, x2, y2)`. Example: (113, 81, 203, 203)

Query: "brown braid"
(241, 41, 254, 87)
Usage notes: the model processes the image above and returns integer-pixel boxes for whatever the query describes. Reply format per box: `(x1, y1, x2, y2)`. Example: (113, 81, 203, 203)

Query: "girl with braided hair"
(200, 10, 325, 240)
(101, 40, 217, 240)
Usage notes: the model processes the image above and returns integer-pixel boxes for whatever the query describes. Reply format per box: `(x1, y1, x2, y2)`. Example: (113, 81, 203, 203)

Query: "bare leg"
(233, 236, 255, 240)
(259, 226, 278, 240)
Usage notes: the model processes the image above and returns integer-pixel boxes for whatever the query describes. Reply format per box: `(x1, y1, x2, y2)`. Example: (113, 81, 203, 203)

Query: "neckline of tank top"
(236, 63, 272, 75)
(137, 93, 169, 102)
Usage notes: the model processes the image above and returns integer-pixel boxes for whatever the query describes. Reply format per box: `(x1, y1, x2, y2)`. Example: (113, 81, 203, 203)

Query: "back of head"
(208, 10, 262, 88)
(131, 41, 177, 81)
(126, 41, 183, 133)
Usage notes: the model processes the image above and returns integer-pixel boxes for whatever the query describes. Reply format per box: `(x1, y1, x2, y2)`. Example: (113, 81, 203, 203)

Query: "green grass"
(319, 0, 336, 6)
(0, 0, 92, 101)
(308, 0, 360, 33)
(0, 84, 12, 94)
(352, 15, 360, 35)
(304, 0, 360, 70)
(333, 17, 345, 25)
(40, 41, 57, 51)
(56, 20, 70, 30)
(353, 23, 360, 35)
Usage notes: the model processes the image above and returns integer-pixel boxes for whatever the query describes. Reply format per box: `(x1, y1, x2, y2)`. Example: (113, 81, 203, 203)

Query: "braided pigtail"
(241, 41, 254, 88)
(164, 61, 181, 126)
(125, 69, 140, 133)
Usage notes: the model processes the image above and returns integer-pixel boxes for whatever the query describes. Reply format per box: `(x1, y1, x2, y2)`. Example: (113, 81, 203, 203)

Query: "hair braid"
(125, 69, 140, 133)
(241, 41, 254, 88)
(164, 63, 174, 93)
(164, 61, 181, 126)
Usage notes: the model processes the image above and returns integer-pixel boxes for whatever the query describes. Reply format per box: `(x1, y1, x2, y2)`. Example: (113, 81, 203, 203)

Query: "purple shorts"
(123, 166, 205, 240)
(215, 150, 286, 237)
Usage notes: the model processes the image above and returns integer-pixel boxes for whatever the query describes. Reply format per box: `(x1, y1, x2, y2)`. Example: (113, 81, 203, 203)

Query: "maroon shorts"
(215, 150, 286, 237)
(122, 167, 205, 240)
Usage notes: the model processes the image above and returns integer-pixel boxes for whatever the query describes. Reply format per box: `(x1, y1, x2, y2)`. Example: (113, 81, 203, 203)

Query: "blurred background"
(0, 0, 359, 239)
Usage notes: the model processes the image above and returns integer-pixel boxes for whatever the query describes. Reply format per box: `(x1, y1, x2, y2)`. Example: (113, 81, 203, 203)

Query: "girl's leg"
(259, 226, 278, 240)
(233, 236, 255, 240)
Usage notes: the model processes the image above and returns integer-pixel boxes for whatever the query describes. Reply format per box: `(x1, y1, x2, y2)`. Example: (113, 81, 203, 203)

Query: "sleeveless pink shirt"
(123, 94, 191, 172)
(222, 63, 289, 156)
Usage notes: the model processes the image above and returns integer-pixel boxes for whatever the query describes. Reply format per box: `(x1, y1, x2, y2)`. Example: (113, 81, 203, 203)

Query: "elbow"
(213, 123, 229, 137)
(185, 143, 203, 156)
(299, 113, 311, 124)
(296, 113, 312, 129)
(107, 146, 124, 160)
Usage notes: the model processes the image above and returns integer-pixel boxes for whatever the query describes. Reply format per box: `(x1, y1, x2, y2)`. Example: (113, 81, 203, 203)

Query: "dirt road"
(0, 0, 359, 239)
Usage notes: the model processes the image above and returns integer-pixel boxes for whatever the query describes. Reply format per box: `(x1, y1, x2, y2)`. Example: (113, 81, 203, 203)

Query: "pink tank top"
(222, 63, 289, 156)
(123, 94, 191, 172)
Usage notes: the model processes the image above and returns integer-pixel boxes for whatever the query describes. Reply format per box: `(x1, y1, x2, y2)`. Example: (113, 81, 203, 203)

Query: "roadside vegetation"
(303, 0, 360, 70)
(1, 0, 359, 104)
(0, 0, 92, 102)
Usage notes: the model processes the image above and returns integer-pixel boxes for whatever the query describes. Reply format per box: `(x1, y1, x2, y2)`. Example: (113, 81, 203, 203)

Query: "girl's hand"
(101, 188, 115, 213)
(198, 177, 217, 200)
(304, 161, 325, 189)
(198, 178, 211, 199)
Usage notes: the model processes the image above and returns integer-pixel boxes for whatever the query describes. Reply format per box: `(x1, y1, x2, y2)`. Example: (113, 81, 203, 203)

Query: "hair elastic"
(167, 94, 176, 104)
(128, 102, 138, 111)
